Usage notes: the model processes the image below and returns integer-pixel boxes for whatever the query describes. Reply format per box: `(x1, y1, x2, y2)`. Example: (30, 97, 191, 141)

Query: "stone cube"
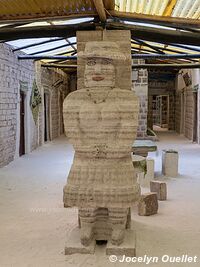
(162, 150, 178, 177)
(150, 181, 167, 201)
(138, 192, 158, 216)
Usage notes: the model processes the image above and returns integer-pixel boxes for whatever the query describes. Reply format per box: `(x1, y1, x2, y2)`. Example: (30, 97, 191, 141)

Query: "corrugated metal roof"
(0, 0, 199, 21)
(0, 0, 199, 69)
(115, 0, 200, 19)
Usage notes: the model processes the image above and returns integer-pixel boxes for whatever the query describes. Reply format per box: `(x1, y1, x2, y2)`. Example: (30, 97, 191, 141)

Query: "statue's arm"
(63, 92, 82, 147)
(116, 92, 139, 150)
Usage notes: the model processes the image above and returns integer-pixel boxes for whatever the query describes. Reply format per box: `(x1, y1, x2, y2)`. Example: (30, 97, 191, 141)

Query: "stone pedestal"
(138, 193, 158, 216)
(150, 181, 167, 201)
(162, 150, 178, 177)
(106, 230, 136, 257)
(65, 227, 95, 255)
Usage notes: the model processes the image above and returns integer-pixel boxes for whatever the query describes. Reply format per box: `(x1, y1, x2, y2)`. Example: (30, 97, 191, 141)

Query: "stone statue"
(63, 41, 140, 248)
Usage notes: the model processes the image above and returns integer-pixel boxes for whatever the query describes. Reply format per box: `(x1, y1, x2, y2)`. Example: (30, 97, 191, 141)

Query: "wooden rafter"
(163, 0, 177, 16)
(92, 0, 106, 22)
(103, 0, 115, 10)
(0, 12, 97, 24)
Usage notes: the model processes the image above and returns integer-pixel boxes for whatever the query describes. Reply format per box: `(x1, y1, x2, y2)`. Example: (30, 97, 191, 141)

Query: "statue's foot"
(80, 225, 93, 247)
(111, 228, 125, 246)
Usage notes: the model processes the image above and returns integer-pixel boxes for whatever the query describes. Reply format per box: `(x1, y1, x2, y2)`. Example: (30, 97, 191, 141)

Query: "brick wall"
(0, 43, 35, 167)
(175, 69, 200, 142)
(175, 90, 181, 134)
(0, 43, 69, 167)
(185, 88, 194, 140)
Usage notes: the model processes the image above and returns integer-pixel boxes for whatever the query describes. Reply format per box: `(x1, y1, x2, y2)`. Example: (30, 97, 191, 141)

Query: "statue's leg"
(126, 207, 131, 229)
(108, 208, 129, 246)
(78, 207, 96, 246)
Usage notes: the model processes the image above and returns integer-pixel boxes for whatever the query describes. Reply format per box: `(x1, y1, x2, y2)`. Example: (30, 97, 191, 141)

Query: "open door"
(19, 91, 25, 156)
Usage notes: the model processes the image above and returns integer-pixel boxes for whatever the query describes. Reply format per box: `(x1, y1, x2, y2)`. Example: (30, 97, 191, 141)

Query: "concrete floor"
(0, 132, 200, 267)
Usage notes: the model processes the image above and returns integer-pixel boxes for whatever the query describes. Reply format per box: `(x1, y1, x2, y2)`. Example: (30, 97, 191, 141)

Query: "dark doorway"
(19, 91, 25, 156)
(44, 92, 50, 142)
(193, 92, 198, 142)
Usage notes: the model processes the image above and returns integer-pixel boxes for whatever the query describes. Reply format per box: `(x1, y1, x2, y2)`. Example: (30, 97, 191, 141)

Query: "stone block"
(138, 192, 158, 216)
(106, 229, 136, 257)
(150, 181, 167, 201)
(162, 150, 178, 177)
(65, 227, 95, 255)
(140, 158, 155, 188)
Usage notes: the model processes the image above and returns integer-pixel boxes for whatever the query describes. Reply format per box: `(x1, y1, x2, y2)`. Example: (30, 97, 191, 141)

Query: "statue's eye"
(102, 59, 112, 65)
(87, 60, 96, 66)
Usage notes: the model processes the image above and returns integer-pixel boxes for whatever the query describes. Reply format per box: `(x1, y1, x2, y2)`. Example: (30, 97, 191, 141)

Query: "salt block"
(106, 230, 136, 257)
(150, 181, 167, 201)
(131, 154, 146, 175)
(65, 227, 95, 255)
(139, 158, 155, 188)
(138, 193, 158, 216)
(162, 150, 178, 177)
(146, 158, 154, 180)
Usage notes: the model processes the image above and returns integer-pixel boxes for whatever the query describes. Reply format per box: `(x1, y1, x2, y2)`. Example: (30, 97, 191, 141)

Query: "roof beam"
(109, 10, 200, 28)
(0, 12, 96, 24)
(132, 38, 165, 54)
(41, 64, 77, 68)
(18, 53, 200, 61)
(92, 0, 107, 22)
(18, 55, 77, 60)
(29, 42, 76, 55)
(12, 37, 65, 52)
(132, 63, 200, 69)
(131, 53, 200, 59)
(106, 22, 200, 46)
(0, 23, 95, 41)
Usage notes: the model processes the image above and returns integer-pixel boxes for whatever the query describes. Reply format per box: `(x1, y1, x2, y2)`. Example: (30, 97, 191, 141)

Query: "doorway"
(19, 91, 25, 156)
(44, 92, 50, 142)
(153, 95, 169, 131)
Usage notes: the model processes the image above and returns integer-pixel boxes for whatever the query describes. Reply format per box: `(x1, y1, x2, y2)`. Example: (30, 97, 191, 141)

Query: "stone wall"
(185, 88, 194, 140)
(0, 43, 69, 167)
(132, 60, 148, 139)
(0, 43, 35, 167)
(175, 69, 200, 143)
(175, 88, 181, 134)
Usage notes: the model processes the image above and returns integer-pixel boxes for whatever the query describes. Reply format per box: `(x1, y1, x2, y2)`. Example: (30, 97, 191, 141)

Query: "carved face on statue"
(84, 57, 116, 88)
